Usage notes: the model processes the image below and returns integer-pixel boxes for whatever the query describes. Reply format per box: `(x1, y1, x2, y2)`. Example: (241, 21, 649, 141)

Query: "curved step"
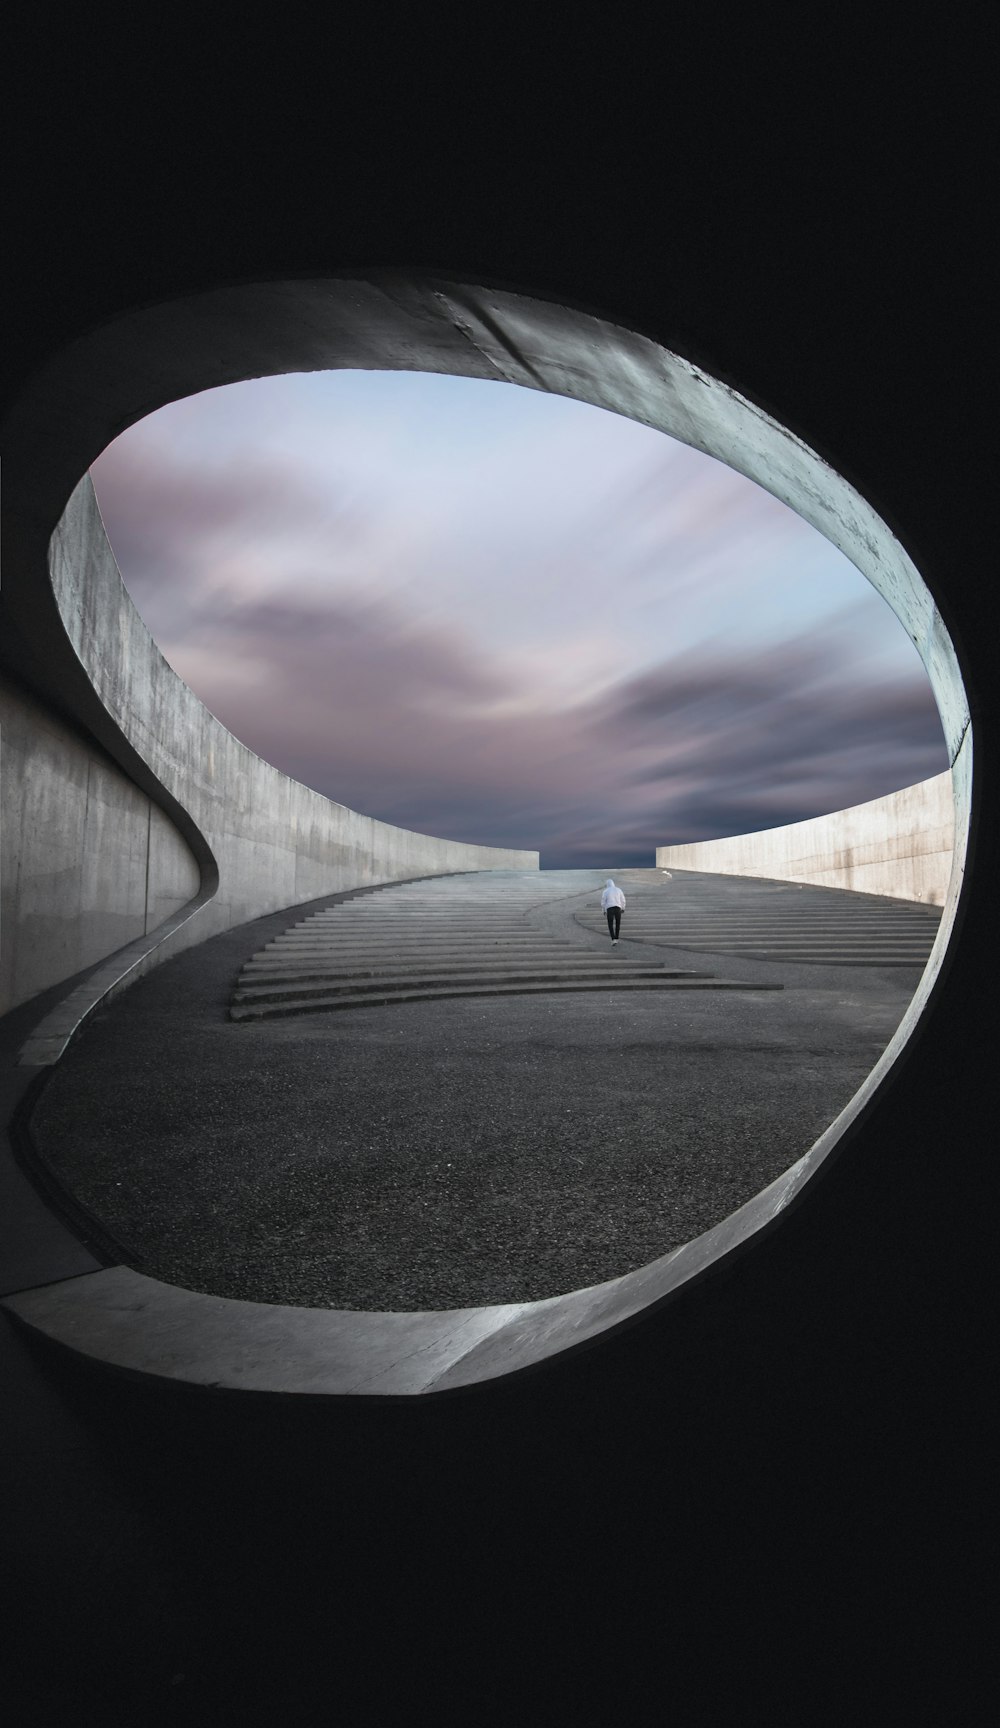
(230, 974, 780, 1021)
(233, 964, 709, 1005)
(228, 875, 783, 1021)
(573, 881, 941, 968)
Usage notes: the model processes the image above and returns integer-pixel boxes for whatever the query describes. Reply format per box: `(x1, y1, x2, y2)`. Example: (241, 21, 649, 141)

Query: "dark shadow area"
(3, 1252, 991, 1724)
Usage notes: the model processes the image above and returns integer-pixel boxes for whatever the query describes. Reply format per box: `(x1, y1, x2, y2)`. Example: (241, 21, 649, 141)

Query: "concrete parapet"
(656, 772, 955, 905)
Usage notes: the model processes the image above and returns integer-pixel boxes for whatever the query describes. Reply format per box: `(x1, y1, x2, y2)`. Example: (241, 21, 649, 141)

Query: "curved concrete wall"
(0, 673, 200, 1012)
(0, 473, 536, 1023)
(0, 276, 973, 1386)
(656, 771, 955, 905)
(1, 53, 994, 1716)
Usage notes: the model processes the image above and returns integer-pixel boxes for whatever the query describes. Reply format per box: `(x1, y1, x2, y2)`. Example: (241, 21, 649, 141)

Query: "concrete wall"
(656, 771, 955, 904)
(1, 277, 968, 1042)
(1, 676, 201, 1012)
(1, 473, 536, 1021)
(1, 66, 994, 1712)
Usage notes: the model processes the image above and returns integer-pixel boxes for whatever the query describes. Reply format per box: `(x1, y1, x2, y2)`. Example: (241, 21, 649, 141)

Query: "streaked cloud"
(90, 371, 948, 867)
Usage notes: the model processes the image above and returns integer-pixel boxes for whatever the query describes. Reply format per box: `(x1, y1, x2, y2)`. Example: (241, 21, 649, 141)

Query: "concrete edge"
(2, 847, 963, 1398)
(656, 772, 955, 905)
(0, 277, 973, 1401)
(14, 867, 483, 1066)
(0, 1027, 894, 1400)
(17, 884, 219, 1066)
(0, 1145, 809, 1398)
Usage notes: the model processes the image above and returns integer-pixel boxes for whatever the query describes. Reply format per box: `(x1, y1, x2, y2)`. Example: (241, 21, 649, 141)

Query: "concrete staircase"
(229, 871, 782, 1022)
(577, 869, 943, 967)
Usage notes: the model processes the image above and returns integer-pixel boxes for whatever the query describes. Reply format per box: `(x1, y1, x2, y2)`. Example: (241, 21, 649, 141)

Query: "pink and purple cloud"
(90, 370, 948, 867)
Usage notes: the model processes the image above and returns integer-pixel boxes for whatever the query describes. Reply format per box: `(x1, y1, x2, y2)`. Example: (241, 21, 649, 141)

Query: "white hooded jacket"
(600, 879, 626, 912)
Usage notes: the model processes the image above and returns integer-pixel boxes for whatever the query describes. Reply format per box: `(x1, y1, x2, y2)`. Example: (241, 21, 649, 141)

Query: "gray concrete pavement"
(28, 869, 929, 1311)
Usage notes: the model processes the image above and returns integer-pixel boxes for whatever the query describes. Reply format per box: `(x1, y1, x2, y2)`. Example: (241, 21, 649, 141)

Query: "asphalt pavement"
(28, 870, 930, 1310)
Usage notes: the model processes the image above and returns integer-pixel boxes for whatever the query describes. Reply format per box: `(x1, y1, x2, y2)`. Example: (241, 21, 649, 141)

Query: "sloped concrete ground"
(29, 870, 929, 1310)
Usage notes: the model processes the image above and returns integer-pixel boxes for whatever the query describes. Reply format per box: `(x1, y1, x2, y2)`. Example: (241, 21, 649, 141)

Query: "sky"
(89, 370, 948, 869)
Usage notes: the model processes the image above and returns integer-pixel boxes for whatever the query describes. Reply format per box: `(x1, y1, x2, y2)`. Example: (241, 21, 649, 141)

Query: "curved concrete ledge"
(49, 476, 537, 966)
(2, 1139, 818, 1396)
(0, 275, 972, 1394)
(2, 456, 536, 1026)
(0, 670, 207, 1014)
(16, 884, 217, 1067)
(1, 865, 934, 1393)
(657, 772, 955, 906)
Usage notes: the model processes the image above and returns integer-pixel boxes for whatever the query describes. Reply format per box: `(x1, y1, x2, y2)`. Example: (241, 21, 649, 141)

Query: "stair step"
(643, 941, 933, 951)
(240, 959, 700, 981)
(234, 966, 706, 1003)
(230, 974, 783, 1021)
(576, 919, 936, 932)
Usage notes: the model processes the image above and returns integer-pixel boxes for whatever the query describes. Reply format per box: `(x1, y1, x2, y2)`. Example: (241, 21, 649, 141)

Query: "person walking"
(601, 878, 626, 944)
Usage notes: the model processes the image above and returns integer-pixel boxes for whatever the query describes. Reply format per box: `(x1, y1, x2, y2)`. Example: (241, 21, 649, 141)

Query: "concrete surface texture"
(1, 26, 996, 1720)
(0, 276, 971, 1387)
(0, 477, 536, 1022)
(1, 278, 970, 1058)
(657, 770, 955, 904)
(0, 675, 200, 1011)
(23, 870, 932, 1327)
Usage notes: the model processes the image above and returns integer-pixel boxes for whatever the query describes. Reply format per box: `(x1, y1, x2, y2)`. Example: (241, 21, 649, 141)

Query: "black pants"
(606, 906, 622, 940)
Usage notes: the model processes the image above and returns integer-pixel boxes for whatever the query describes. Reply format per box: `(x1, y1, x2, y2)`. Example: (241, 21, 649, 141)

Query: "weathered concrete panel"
(0, 676, 201, 1010)
(145, 801, 201, 931)
(656, 773, 955, 905)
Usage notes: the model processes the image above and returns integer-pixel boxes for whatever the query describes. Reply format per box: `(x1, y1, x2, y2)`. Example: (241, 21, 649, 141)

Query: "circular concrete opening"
(2, 276, 971, 1391)
(87, 365, 949, 874)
